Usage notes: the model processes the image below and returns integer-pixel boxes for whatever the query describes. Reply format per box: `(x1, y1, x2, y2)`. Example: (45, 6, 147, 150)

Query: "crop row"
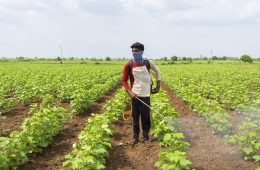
(159, 64, 260, 166)
(151, 90, 191, 170)
(0, 74, 121, 169)
(62, 89, 192, 170)
(161, 72, 231, 133)
(227, 103, 260, 164)
(161, 64, 260, 111)
(159, 64, 259, 133)
(62, 88, 128, 170)
(0, 64, 122, 118)
(0, 96, 70, 169)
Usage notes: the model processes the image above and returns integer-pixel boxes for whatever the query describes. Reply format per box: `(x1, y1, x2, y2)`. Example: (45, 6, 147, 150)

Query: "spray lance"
(136, 96, 179, 129)
(122, 92, 180, 130)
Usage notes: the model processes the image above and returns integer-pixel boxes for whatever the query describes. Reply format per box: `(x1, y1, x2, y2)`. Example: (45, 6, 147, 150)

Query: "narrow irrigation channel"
(18, 84, 122, 170)
(106, 109, 163, 170)
(162, 83, 257, 170)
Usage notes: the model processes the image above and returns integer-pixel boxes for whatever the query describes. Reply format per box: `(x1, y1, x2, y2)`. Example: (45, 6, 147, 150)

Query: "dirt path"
(18, 84, 121, 170)
(162, 83, 257, 170)
(0, 104, 29, 137)
(106, 110, 163, 170)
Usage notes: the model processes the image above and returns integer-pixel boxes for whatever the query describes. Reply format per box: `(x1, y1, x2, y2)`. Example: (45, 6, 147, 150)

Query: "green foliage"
(160, 64, 260, 133)
(0, 104, 71, 169)
(240, 55, 253, 63)
(106, 56, 111, 61)
(151, 91, 191, 170)
(0, 63, 123, 168)
(160, 64, 260, 166)
(0, 96, 16, 117)
(0, 63, 122, 107)
(155, 151, 191, 170)
(228, 121, 260, 162)
(170, 56, 178, 61)
(71, 76, 120, 113)
(62, 89, 128, 170)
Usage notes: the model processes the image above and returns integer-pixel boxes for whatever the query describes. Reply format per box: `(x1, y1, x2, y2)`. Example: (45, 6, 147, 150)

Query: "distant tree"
(240, 55, 253, 63)
(163, 57, 167, 61)
(212, 56, 218, 60)
(17, 56, 25, 61)
(106, 56, 111, 61)
(203, 57, 208, 60)
(57, 56, 63, 64)
(170, 56, 178, 61)
(0, 57, 8, 62)
(221, 56, 227, 60)
(182, 57, 187, 61)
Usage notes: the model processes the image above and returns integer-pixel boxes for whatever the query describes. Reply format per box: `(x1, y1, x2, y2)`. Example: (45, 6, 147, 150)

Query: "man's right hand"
(127, 90, 137, 99)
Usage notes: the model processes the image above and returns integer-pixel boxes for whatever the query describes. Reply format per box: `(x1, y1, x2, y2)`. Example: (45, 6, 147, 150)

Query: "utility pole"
(59, 44, 64, 64)
(60, 45, 64, 58)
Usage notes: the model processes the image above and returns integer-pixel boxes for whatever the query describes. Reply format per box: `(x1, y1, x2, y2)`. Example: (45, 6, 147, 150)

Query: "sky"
(0, 0, 260, 59)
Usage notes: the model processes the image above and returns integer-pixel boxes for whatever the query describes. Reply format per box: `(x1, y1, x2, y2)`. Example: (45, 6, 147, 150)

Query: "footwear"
(143, 138, 149, 143)
(143, 135, 149, 142)
(132, 139, 139, 145)
(143, 132, 149, 142)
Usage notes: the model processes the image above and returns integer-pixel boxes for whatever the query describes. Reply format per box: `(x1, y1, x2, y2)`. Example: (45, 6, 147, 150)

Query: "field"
(0, 61, 259, 170)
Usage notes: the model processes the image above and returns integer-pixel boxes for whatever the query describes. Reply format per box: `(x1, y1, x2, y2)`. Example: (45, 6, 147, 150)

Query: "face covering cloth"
(132, 51, 144, 64)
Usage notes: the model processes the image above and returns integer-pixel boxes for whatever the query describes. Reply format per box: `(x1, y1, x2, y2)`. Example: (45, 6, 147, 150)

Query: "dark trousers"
(132, 97, 151, 140)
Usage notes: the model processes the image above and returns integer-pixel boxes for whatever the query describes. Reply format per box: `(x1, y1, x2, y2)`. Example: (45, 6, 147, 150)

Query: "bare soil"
(106, 110, 163, 170)
(227, 111, 248, 136)
(18, 84, 121, 170)
(162, 82, 257, 170)
(0, 104, 29, 137)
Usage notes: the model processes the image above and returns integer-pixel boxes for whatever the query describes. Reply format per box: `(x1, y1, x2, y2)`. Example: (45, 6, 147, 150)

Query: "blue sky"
(0, 0, 259, 59)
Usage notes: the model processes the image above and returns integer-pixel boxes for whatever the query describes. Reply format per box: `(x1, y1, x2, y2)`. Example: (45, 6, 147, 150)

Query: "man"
(122, 42, 161, 145)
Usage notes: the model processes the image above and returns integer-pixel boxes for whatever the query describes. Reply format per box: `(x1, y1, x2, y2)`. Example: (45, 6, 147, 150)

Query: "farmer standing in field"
(122, 42, 161, 145)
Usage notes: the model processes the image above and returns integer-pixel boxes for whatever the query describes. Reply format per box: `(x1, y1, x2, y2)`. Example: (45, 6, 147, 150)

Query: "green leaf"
(180, 159, 191, 166)
(253, 155, 260, 161)
(242, 147, 253, 155)
(163, 133, 171, 142)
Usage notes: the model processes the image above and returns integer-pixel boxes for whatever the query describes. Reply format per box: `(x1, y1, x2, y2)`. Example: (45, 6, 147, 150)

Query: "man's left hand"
(152, 86, 160, 94)
(151, 80, 161, 94)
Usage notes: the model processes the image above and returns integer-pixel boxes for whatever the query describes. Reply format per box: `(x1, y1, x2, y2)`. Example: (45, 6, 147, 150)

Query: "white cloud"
(122, 0, 167, 11)
(1, 0, 260, 22)
(242, 1, 260, 18)
(121, 0, 260, 24)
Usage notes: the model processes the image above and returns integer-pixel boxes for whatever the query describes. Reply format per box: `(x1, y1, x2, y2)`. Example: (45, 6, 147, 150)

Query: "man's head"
(131, 42, 144, 64)
(131, 42, 144, 52)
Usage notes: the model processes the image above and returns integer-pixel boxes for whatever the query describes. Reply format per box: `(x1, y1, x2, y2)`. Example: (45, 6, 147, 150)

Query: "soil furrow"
(162, 82, 257, 170)
(227, 110, 248, 136)
(18, 84, 121, 170)
(106, 110, 163, 170)
(0, 104, 29, 137)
